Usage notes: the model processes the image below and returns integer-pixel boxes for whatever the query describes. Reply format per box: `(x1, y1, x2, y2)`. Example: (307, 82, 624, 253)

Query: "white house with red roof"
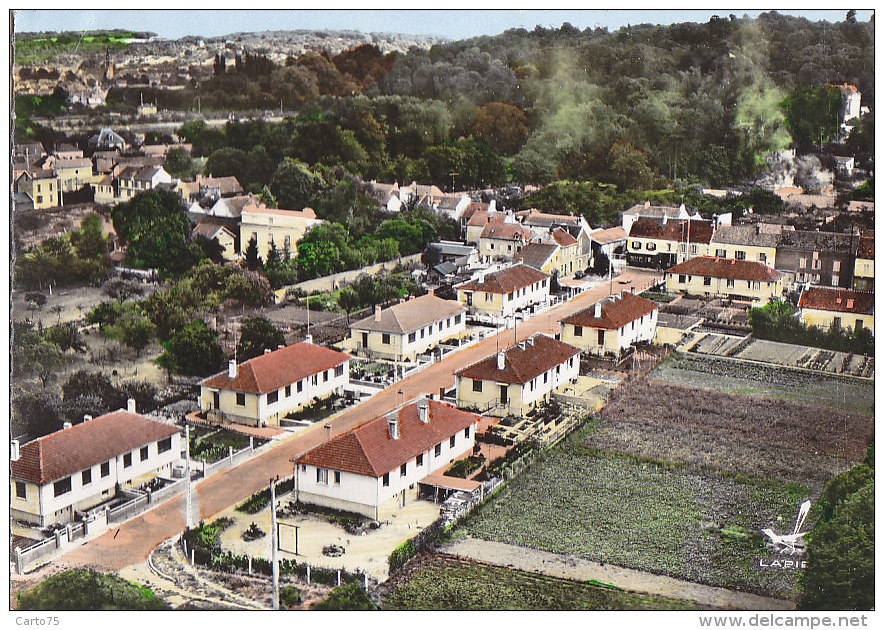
(560, 291, 658, 355)
(798, 287, 874, 334)
(199, 341, 350, 427)
(10, 409, 182, 526)
(455, 263, 550, 318)
(293, 398, 480, 519)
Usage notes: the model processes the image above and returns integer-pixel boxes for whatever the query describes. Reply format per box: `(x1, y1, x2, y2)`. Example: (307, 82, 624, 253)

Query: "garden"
(460, 422, 813, 599)
(188, 426, 256, 463)
(382, 555, 697, 610)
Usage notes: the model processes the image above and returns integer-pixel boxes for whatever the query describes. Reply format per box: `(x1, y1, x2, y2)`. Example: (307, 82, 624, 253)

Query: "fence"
(14, 517, 97, 574)
(107, 493, 150, 524)
(201, 444, 255, 477)
(147, 476, 189, 504)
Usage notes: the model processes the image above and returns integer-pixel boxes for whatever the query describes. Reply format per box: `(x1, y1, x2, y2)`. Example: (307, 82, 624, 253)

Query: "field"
(651, 353, 875, 415)
(462, 423, 810, 599)
(595, 378, 871, 488)
(15, 31, 137, 64)
(383, 555, 697, 610)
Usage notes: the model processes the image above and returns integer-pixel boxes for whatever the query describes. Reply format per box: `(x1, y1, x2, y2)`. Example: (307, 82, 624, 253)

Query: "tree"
(311, 583, 378, 611)
(163, 147, 195, 179)
(243, 236, 262, 271)
(471, 101, 530, 155)
(236, 317, 285, 361)
(119, 310, 156, 356)
(16, 340, 67, 386)
(269, 158, 326, 210)
(156, 319, 225, 377)
(16, 569, 169, 610)
(296, 240, 342, 279)
(606, 138, 657, 190)
(779, 85, 842, 146)
(110, 189, 190, 274)
(12, 393, 65, 439)
(591, 251, 610, 276)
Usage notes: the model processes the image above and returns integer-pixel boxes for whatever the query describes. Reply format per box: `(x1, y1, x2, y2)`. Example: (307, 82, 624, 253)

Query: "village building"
(348, 292, 466, 362)
(176, 175, 244, 203)
(115, 165, 173, 203)
(293, 398, 481, 519)
(239, 203, 323, 259)
(10, 409, 182, 527)
(621, 201, 697, 234)
(797, 287, 874, 333)
(709, 223, 786, 267)
(194, 219, 239, 261)
(455, 333, 581, 417)
(589, 226, 628, 262)
(627, 217, 715, 269)
(15, 167, 61, 209)
(560, 291, 659, 356)
(774, 229, 858, 289)
(853, 233, 873, 291)
(477, 220, 535, 262)
(199, 342, 350, 428)
(455, 264, 550, 318)
(664, 256, 787, 304)
(88, 127, 127, 152)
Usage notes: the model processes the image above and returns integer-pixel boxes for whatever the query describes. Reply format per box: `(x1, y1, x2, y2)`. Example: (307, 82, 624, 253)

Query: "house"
(199, 341, 350, 427)
(516, 242, 560, 276)
(834, 156, 856, 178)
(853, 233, 873, 291)
(349, 292, 466, 362)
(92, 174, 115, 205)
(664, 256, 787, 304)
(560, 291, 658, 355)
(547, 227, 582, 276)
(621, 201, 694, 234)
(436, 192, 472, 220)
(589, 226, 627, 261)
(455, 264, 550, 318)
(455, 333, 581, 417)
(797, 287, 874, 334)
(10, 409, 182, 527)
(425, 241, 480, 269)
(463, 204, 503, 244)
(14, 141, 47, 167)
(627, 217, 715, 269)
(293, 398, 481, 519)
(477, 221, 535, 262)
(54, 143, 84, 159)
(45, 156, 94, 192)
(774, 230, 857, 288)
(239, 203, 323, 259)
(709, 223, 786, 268)
(116, 165, 173, 203)
(88, 127, 127, 152)
(176, 175, 244, 202)
(194, 219, 239, 261)
(15, 168, 61, 209)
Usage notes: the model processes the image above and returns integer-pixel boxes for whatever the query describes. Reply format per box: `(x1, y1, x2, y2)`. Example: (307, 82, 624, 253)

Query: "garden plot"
(650, 354, 875, 415)
(462, 425, 811, 599)
(383, 555, 697, 610)
(596, 379, 872, 488)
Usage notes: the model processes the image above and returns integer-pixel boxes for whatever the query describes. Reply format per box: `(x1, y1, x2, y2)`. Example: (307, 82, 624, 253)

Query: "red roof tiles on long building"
(294, 399, 480, 477)
(798, 287, 874, 315)
(455, 333, 580, 385)
(455, 263, 549, 295)
(562, 291, 658, 330)
(665, 256, 781, 282)
(11, 411, 180, 485)
(628, 217, 714, 244)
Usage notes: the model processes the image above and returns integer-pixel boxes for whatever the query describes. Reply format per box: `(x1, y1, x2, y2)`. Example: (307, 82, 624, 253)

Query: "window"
(382, 473, 390, 487)
(703, 276, 711, 286)
(317, 468, 328, 484)
(267, 392, 278, 408)
(752, 281, 760, 290)
(335, 364, 344, 377)
(813, 259, 822, 270)
(408, 332, 416, 343)
(323, 369, 329, 382)
(507, 292, 514, 301)
(456, 314, 462, 324)
(798, 257, 807, 268)
(15, 481, 26, 499)
(434, 443, 442, 457)
(726, 278, 735, 288)
(236, 393, 246, 406)
(833, 260, 841, 272)
(465, 426, 471, 438)
(101, 461, 110, 478)
(123, 453, 132, 468)
(485, 293, 492, 303)
(416, 453, 424, 467)
(334, 471, 341, 485)
(450, 435, 456, 448)
(361, 332, 368, 347)
(631, 241, 641, 250)
(140, 446, 149, 461)
(598, 330, 605, 345)
(646, 242, 656, 251)
(472, 379, 483, 393)
(715, 248, 726, 258)
(54, 477, 72, 497)
(856, 320, 864, 331)
(297, 380, 303, 393)
(759, 253, 767, 263)
(574, 325, 582, 337)
(82, 469, 92, 485)
(420, 328, 425, 339)
(400, 463, 407, 477)
(382, 333, 391, 345)
(678, 274, 687, 284)
(543, 372, 548, 384)
(158, 437, 172, 454)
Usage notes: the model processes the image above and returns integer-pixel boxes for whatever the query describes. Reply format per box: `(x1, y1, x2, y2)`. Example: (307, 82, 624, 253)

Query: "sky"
(12, 8, 875, 41)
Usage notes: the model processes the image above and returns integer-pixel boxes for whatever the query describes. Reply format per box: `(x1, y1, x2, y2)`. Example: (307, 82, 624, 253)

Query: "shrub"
(279, 585, 302, 608)
(312, 583, 377, 611)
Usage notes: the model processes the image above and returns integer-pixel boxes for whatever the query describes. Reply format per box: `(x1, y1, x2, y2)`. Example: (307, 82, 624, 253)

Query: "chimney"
(387, 413, 400, 440)
(228, 360, 238, 379)
(399, 297, 406, 304)
(83, 415, 92, 422)
(127, 398, 136, 414)
(497, 350, 506, 370)
(418, 400, 430, 423)
(644, 201, 650, 209)
(594, 302, 602, 318)
(63, 422, 72, 429)
(11, 439, 20, 462)
(374, 305, 382, 321)
(304, 334, 313, 344)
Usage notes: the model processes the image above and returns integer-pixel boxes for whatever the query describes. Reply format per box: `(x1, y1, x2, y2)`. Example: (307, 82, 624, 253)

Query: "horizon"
(12, 8, 875, 41)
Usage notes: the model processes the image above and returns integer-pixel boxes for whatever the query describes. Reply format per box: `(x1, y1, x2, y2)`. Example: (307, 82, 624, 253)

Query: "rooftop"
(711, 224, 785, 248)
(628, 217, 715, 244)
(590, 226, 627, 244)
(480, 222, 534, 241)
(798, 287, 874, 315)
(561, 291, 658, 330)
(349, 293, 465, 334)
(456, 333, 580, 385)
(516, 242, 559, 270)
(776, 229, 858, 254)
(665, 256, 781, 282)
(455, 263, 550, 295)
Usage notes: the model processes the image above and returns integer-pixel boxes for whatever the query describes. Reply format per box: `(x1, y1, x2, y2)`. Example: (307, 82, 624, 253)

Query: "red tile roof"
(456, 333, 581, 384)
(665, 257, 781, 282)
(480, 222, 534, 241)
(349, 293, 465, 334)
(591, 226, 627, 244)
(202, 342, 349, 394)
(455, 263, 550, 294)
(562, 291, 658, 330)
(11, 411, 180, 485)
(294, 399, 480, 477)
(551, 227, 578, 247)
(628, 217, 715, 244)
(467, 209, 502, 227)
(798, 287, 874, 315)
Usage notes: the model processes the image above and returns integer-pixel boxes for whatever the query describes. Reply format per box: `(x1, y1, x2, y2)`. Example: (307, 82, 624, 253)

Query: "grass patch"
(383, 556, 698, 610)
(188, 427, 251, 463)
(15, 31, 136, 64)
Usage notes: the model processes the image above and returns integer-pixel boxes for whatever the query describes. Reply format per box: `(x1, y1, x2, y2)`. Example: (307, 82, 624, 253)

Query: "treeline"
(749, 300, 874, 356)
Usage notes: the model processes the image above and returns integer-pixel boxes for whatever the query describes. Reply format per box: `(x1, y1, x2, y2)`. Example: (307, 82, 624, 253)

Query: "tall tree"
(236, 317, 285, 361)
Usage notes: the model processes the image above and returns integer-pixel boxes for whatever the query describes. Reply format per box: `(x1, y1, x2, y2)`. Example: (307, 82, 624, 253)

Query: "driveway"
(56, 268, 662, 572)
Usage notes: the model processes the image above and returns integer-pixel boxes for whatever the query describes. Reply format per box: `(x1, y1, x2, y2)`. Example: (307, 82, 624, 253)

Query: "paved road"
(441, 538, 794, 611)
(60, 268, 661, 571)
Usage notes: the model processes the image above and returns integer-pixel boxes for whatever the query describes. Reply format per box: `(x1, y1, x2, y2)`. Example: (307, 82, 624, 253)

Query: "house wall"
(93, 181, 115, 204)
(351, 313, 465, 362)
(11, 431, 183, 527)
(775, 248, 855, 289)
(664, 271, 786, 304)
(457, 278, 550, 317)
(709, 242, 776, 266)
(216, 231, 239, 261)
(456, 354, 579, 417)
(560, 310, 658, 355)
(853, 257, 873, 291)
(627, 236, 709, 268)
(478, 236, 527, 262)
(56, 165, 93, 192)
(800, 308, 873, 333)
(200, 361, 349, 426)
(19, 176, 60, 209)
(296, 420, 478, 519)
(240, 213, 322, 259)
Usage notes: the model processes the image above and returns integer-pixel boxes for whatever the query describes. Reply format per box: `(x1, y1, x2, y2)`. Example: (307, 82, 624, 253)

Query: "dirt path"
(440, 537, 794, 611)
(58, 269, 662, 572)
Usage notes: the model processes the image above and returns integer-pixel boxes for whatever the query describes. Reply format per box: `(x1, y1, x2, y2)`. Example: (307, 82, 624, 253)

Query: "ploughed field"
(382, 554, 698, 610)
(650, 354, 875, 415)
(461, 422, 811, 599)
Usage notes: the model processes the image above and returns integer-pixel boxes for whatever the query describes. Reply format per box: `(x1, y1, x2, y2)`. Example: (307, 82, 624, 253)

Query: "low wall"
(280, 253, 422, 298)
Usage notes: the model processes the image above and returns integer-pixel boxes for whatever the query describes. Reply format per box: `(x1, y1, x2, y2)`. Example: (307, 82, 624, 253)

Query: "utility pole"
(270, 476, 280, 610)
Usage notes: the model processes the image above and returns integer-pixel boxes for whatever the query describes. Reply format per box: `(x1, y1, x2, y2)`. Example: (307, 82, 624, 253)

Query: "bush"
(279, 585, 302, 608)
(312, 583, 378, 610)
(16, 569, 168, 610)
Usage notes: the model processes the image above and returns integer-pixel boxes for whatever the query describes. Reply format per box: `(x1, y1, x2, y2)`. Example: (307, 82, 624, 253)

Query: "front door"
(499, 384, 508, 406)
(361, 332, 368, 348)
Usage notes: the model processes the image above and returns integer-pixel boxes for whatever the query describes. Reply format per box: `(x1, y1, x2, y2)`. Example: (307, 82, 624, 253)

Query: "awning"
(420, 472, 482, 493)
